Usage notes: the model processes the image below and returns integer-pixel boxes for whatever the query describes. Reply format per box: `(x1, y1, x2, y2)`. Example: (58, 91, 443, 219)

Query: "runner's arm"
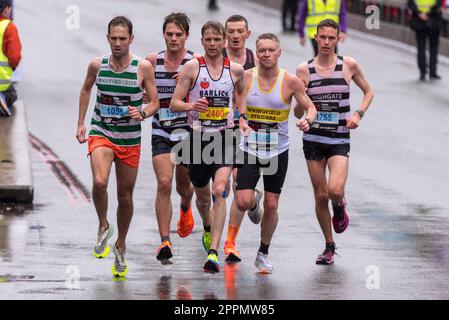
(232, 63, 250, 134)
(346, 57, 374, 129)
(294, 63, 314, 119)
(140, 60, 159, 119)
(76, 57, 100, 143)
(170, 60, 208, 112)
(291, 75, 317, 132)
(141, 53, 157, 104)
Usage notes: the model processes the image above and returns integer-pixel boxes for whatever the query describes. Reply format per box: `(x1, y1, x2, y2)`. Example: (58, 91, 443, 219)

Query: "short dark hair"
(108, 16, 133, 35)
(201, 21, 225, 38)
(225, 15, 248, 30)
(0, 0, 12, 12)
(256, 33, 280, 47)
(163, 12, 191, 34)
(317, 19, 340, 35)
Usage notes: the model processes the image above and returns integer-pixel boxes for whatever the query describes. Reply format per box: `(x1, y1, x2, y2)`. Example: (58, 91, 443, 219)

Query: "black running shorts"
(152, 135, 188, 166)
(187, 130, 235, 188)
(302, 140, 350, 161)
(236, 150, 289, 194)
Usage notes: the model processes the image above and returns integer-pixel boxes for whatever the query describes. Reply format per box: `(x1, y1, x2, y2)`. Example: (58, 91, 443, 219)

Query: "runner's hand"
(76, 125, 87, 144)
(191, 97, 209, 112)
(296, 117, 310, 132)
(129, 106, 144, 121)
(299, 37, 306, 47)
(346, 113, 360, 129)
(239, 117, 251, 137)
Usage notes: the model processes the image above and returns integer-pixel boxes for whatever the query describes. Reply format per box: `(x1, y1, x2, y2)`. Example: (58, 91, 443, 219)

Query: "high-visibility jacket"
(415, 0, 436, 14)
(305, 0, 341, 39)
(0, 19, 13, 92)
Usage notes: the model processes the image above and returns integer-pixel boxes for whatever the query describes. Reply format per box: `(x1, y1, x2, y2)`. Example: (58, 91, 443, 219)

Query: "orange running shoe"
(156, 241, 173, 265)
(224, 241, 241, 263)
(177, 206, 194, 238)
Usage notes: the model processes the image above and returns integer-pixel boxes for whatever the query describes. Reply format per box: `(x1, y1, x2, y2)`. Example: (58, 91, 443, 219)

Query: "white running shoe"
(247, 188, 263, 224)
(93, 223, 114, 258)
(112, 245, 128, 277)
(254, 251, 273, 274)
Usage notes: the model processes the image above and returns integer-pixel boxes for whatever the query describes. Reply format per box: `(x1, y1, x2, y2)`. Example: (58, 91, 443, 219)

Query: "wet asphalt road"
(1, 0, 449, 300)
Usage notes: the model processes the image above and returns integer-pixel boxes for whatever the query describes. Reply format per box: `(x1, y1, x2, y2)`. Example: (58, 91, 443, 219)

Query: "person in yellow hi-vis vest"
(297, 0, 347, 56)
(0, 0, 21, 116)
(408, 0, 443, 81)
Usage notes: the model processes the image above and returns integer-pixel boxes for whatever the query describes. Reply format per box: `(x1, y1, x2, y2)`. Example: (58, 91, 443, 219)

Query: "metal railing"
(346, 0, 449, 37)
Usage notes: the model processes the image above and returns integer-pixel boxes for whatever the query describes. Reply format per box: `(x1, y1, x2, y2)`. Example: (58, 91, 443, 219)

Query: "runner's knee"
(236, 194, 251, 212)
(315, 191, 329, 205)
(212, 183, 228, 200)
(196, 193, 211, 210)
(93, 178, 108, 193)
(176, 183, 193, 198)
(263, 198, 278, 214)
(328, 186, 344, 202)
(157, 177, 172, 194)
(117, 193, 133, 206)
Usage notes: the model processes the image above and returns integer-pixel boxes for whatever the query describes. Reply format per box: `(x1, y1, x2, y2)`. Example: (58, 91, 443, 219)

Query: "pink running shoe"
(332, 200, 349, 234)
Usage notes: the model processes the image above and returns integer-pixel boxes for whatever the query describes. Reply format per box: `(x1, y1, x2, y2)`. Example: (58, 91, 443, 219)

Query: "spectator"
(0, 0, 21, 116)
(297, 0, 347, 56)
(208, 0, 218, 11)
(408, 0, 443, 81)
(282, 0, 299, 32)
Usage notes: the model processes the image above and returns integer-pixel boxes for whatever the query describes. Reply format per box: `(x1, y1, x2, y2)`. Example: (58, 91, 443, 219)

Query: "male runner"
(235, 33, 317, 273)
(222, 15, 260, 263)
(76, 16, 158, 277)
(170, 21, 247, 273)
(296, 19, 374, 265)
(145, 13, 197, 264)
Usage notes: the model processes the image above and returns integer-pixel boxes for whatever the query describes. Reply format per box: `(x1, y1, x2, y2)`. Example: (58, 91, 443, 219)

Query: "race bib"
(199, 107, 229, 120)
(316, 112, 339, 124)
(248, 129, 278, 151)
(312, 101, 339, 131)
(159, 108, 187, 122)
(100, 105, 129, 118)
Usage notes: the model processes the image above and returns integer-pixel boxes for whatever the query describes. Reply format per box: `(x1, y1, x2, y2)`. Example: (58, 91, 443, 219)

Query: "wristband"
(305, 117, 312, 127)
(355, 110, 364, 119)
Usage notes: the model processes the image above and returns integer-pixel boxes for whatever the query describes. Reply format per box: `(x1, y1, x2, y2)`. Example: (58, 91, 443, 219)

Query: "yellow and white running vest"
(241, 67, 291, 159)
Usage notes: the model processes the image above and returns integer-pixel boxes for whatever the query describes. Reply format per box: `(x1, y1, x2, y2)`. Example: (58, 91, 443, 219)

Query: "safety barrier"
(0, 100, 34, 203)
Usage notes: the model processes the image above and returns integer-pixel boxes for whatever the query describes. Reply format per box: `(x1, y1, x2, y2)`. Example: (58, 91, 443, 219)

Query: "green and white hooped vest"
(242, 67, 291, 159)
(89, 55, 143, 147)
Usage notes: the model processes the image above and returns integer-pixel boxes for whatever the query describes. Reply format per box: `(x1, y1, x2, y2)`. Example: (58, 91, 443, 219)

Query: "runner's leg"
(153, 153, 175, 241)
(90, 147, 115, 230)
(114, 159, 139, 250)
(210, 166, 233, 251)
(306, 159, 333, 243)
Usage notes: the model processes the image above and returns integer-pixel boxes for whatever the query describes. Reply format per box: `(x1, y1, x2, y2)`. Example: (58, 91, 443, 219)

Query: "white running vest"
(241, 67, 291, 159)
(187, 57, 235, 133)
